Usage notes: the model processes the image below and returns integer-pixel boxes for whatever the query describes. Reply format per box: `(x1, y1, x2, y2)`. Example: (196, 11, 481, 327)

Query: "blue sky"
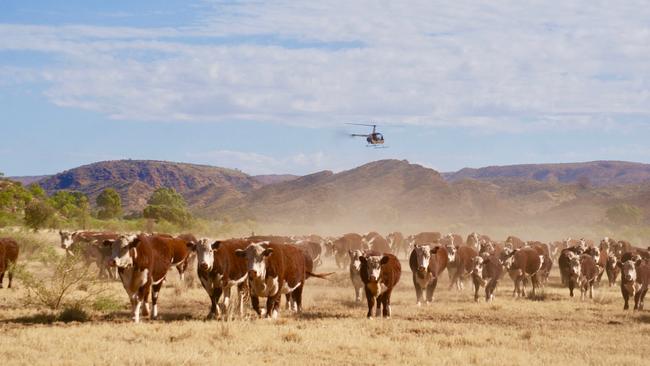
(2, 1, 650, 176)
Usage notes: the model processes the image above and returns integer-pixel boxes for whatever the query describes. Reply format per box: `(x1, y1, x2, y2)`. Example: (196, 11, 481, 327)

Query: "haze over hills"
(443, 161, 650, 186)
(7, 159, 650, 235)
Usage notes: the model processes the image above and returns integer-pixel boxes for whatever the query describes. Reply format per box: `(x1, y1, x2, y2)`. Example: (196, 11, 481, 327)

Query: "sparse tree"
(96, 188, 122, 219)
(28, 183, 45, 199)
(24, 200, 55, 231)
(143, 188, 192, 227)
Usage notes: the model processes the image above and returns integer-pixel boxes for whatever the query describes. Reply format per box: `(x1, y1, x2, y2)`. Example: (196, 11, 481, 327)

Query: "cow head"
(618, 260, 637, 283)
(471, 256, 485, 282)
(578, 238, 587, 251)
(585, 246, 600, 262)
(568, 253, 581, 278)
(192, 238, 216, 272)
(479, 240, 493, 255)
(413, 244, 434, 273)
(104, 234, 138, 268)
(502, 249, 517, 270)
(359, 255, 388, 282)
(606, 253, 618, 270)
(324, 240, 334, 257)
(348, 249, 364, 273)
(235, 242, 272, 279)
(59, 230, 76, 250)
(445, 243, 457, 263)
(468, 232, 480, 248)
(599, 238, 610, 253)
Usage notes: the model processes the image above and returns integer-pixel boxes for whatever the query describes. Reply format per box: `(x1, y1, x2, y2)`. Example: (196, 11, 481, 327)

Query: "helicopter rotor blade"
(350, 134, 370, 137)
(345, 123, 377, 128)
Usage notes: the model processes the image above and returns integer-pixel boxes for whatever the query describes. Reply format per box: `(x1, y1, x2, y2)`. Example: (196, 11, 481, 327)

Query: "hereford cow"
(105, 234, 175, 322)
(387, 232, 408, 259)
(295, 241, 323, 267)
(349, 249, 365, 302)
(0, 237, 19, 289)
(236, 242, 314, 318)
(60, 230, 118, 279)
(363, 232, 392, 254)
(502, 247, 544, 297)
(448, 245, 477, 291)
(408, 232, 442, 251)
(327, 233, 364, 269)
(528, 242, 552, 284)
(188, 238, 249, 319)
(559, 246, 584, 286)
(633, 259, 649, 310)
(359, 253, 401, 318)
(505, 236, 525, 249)
(409, 244, 448, 305)
(605, 252, 620, 287)
(619, 257, 640, 310)
(471, 253, 503, 302)
(579, 254, 599, 300)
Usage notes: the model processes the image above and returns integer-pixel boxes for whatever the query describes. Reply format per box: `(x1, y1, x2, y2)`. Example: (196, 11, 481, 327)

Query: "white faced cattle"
(471, 253, 503, 302)
(409, 244, 448, 305)
(235, 242, 307, 319)
(105, 234, 176, 323)
(359, 253, 401, 318)
(189, 238, 250, 319)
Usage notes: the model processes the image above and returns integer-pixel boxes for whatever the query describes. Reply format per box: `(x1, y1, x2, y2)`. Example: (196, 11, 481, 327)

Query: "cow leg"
(7, 268, 13, 289)
(426, 278, 438, 304)
(375, 292, 383, 318)
(412, 274, 423, 305)
(382, 289, 393, 318)
(151, 282, 163, 320)
(473, 277, 480, 302)
(251, 295, 262, 316)
(486, 279, 497, 302)
(140, 281, 152, 318)
(531, 275, 540, 297)
(237, 283, 246, 317)
(354, 285, 362, 302)
(292, 284, 304, 314)
(221, 286, 232, 319)
(365, 288, 375, 319)
(212, 287, 223, 319)
(0, 271, 4, 288)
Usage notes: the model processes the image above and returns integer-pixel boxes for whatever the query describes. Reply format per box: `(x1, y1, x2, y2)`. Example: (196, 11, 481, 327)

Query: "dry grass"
(0, 231, 648, 365)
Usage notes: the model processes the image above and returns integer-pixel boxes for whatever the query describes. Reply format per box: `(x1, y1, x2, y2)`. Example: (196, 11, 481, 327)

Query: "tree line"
(0, 175, 193, 231)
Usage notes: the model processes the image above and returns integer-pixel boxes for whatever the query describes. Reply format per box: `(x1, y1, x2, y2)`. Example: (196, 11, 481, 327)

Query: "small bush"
(58, 305, 90, 323)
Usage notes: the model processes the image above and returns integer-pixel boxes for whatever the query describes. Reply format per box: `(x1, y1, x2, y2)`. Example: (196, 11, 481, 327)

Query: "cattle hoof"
(416, 302, 421, 307)
(205, 313, 216, 320)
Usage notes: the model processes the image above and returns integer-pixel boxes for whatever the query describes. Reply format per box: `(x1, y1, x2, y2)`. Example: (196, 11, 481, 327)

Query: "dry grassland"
(0, 233, 649, 365)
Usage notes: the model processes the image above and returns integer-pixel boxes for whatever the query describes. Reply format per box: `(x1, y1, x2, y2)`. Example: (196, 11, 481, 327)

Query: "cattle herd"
(0, 230, 649, 323)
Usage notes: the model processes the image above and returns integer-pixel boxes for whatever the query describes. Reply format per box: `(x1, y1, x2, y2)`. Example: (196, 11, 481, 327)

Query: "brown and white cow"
(502, 247, 544, 297)
(527, 242, 552, 284)
(60, 230, 118, 279)
(387, 232, 408, 259)
(0, 237, 19, 289)
(295, 241, 323, 267)
(327, 233, 365, 269)
(359, 253, 401, 318)
(349, 249, 365, 302)
(363, 232, 392, 254)
(105, 234, 175, 322)
(407, 232, 442, 251)
(447, 245, 477, 291)
(409, 244, 448, 305)
(618, 257, 640, 310)
(471, 253, 503, 302)
(558, 246, 584, 287)
(188, 238, 250, 319)
(579, 254, 599, 300)
(505, 236, 525, 249)
(235, 242, 307, 318)
(605, 252, 620, 287)
(633, 259, 649, 310)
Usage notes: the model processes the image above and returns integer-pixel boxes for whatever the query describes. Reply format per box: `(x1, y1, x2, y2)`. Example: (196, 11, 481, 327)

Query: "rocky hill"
(37, 160, 262, 213)
(443, 161, 650, 186)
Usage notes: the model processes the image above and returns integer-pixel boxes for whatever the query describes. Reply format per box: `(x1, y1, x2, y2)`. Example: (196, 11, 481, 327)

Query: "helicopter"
(346, 123, 386, 147)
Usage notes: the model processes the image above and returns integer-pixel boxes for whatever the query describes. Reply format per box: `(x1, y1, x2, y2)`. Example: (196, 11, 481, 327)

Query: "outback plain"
(0, 229, 648, 366)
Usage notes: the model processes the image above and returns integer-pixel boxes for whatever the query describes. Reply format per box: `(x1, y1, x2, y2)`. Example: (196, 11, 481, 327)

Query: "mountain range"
(8, 159, 650, 234)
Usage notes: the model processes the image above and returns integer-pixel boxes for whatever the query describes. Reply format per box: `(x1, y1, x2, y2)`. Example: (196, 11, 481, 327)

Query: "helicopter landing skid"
(367, 145, 389, 149)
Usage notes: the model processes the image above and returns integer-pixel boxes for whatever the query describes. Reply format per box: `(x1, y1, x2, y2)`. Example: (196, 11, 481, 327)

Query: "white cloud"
(2, 1, 650, 132)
